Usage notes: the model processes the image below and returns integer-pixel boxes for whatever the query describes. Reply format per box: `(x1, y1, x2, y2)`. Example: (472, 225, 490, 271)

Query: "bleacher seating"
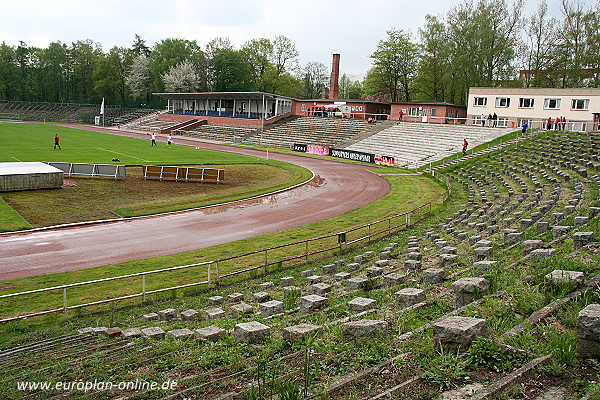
(0, 101, 157, 125)
(344, 122, 514, 168)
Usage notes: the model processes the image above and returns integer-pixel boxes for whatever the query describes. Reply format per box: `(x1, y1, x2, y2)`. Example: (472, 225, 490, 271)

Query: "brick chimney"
(330, 53, 340, 99)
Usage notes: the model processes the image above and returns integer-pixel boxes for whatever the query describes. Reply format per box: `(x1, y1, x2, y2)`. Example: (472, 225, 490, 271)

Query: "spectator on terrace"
(462, 139, 468, 156)
(480, 114, 486, 126)
(522, 122, 528, 134)
(488, 113, 493, 127)
(547, 117, 553, 130)
(492, 113, 498, 127)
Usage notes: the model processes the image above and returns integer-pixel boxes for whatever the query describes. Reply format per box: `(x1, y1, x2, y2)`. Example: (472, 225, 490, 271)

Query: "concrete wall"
(0, 172, 63, 191)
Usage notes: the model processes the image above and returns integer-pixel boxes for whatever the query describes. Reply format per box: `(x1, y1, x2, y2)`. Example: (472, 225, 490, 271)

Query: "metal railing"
(0, 182, 450, 323)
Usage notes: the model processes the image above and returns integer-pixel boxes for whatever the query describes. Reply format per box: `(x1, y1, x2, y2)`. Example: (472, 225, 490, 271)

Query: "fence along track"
(0, 183, 449, 323)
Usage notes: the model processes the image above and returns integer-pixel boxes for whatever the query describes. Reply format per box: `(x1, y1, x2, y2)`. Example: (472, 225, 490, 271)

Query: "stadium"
(1, 55, 600, 400)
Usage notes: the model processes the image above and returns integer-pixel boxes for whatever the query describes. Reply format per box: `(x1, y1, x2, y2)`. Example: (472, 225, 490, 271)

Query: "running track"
(0, 126, 390, 281)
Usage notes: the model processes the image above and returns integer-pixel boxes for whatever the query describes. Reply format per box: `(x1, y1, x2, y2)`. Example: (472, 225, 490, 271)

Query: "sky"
(0, 0, 586, 80)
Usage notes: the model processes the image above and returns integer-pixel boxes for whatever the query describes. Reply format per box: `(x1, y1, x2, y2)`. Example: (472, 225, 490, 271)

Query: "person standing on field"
(54, 134, 61, 149)
(167, 134, 172, 148)
(151, 133, 157, 146)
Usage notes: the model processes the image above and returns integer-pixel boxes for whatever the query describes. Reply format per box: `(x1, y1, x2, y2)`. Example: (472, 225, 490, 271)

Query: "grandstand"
(0, 101, 156, 125)
(344, 122, 514, 168)
(1, 130, 599, 399)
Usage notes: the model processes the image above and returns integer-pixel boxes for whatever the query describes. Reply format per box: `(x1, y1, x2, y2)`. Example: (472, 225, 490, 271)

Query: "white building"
(467, 87, 600, 132)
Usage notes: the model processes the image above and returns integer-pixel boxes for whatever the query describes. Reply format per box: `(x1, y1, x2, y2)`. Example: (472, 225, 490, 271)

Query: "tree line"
(0, 0, 597, 107)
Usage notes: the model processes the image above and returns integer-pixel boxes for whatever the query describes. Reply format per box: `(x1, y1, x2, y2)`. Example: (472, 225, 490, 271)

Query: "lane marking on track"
(11, 156, 21, 161)
(95, 148, 150, 162)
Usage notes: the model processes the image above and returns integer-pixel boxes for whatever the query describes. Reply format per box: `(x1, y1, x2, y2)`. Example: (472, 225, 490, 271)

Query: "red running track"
(0, 126, 390, 281)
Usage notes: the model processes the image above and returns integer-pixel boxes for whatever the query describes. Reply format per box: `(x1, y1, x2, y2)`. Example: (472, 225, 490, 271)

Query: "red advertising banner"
(306, 145, 330, 156)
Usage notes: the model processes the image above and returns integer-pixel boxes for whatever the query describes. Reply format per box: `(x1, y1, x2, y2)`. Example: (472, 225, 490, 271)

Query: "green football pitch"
(0, 122, 261, 165)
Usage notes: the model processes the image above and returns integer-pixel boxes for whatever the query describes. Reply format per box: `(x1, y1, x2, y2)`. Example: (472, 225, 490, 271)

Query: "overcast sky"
(0, 0, 586, 79)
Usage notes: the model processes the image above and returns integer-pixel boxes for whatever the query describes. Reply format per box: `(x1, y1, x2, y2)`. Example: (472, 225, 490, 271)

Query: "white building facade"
(467, 87, 600, 132)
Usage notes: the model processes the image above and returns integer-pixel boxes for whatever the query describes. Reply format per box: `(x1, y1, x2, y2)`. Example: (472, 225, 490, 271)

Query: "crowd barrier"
(45, 162, 126, 178)
(142, 165, 224, 183)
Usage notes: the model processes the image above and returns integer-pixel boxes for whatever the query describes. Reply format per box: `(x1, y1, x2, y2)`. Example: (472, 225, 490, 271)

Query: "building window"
(301, 104, 306, 112)
(430, 108, 437, 117)
(571, 99, 590, 110)
(495, 97, 510, 107)
(408, 107, 419, 116)
(519, 98, 535, 108)
(474, 97, 487, 106)
(544, 99, 561, 109)
(496, 117, 509, 128)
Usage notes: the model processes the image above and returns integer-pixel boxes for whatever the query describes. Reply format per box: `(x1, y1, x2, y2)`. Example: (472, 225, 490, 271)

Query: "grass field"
(0, 122, 311, 230)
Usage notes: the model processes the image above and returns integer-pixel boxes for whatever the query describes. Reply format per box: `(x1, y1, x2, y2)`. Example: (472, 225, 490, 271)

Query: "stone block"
(353, 255, 364, 264)
(280, 276, 295, 286)
(300, 269, 313, 278)
(473, 247, 493, 261)
(574, 232, 595, 249)
(440, 254, 458, 267)
(230, 302, 254, 318)
(341, 319, 388, 339)
(423, 268, 446, 285)
(208, 296, 224, 305)
(379, 251, 393, 260)
(407, 247, 421, 253)
(235, 321, 270, 344)
(404, 259, 422, 271)
(553, 212, 565, 222)
(347, 297, 378, 312)
(141, 327, 165, 340)
(366, 266, 384, 279)
(363, 251, 376, 258)
(552, 225, 571, 239)
(435, 241, 448, 251)
(195, 326, 225, 342)
(452, 277, 488, 308)
(473, 261, 497, 272)
(395, 288, 426, 309)
(577, 304, 600, 358)
(346, 262, 361, 272)
(300, 294, 328, 314)
(522, 240, 543, 254)
(311, 283, 333, 295)
(468, 236, 482, 246)
(181, 309, 199, 321)
(520, 219, 533, 229)
(205, 307, 226, 320)
(143, 313, 159, 321)
(346, 277, 369, 290)
(168, 328, 194, 340)
(102, 327, 123, 338)
(530, 249, 557, 258)
(474, 240, 493, 248)
(433, 316, 488, 353)
(574, 216, 590, 226)
(77, 327, 95, 335)
(441, 246, 457, 255)
(335, 259, 346, 269)
(158, 308, 177, 321)
(283, 323, 321, 343)
(383, 273, 405, 287)
(322, 264, 337, 275)
(535, 222, 549, 234)
(545, 270, 585, 287)
(259, 282, 274, 290)
(306, 275, 322, 285)
(254, 291, 271, 303)
(374, 259, 389, 268)
(122, 328, 143, 339)
(228, 293, 245, 303)
(334, 272, 352, 281)
(260, 300, 285, 317)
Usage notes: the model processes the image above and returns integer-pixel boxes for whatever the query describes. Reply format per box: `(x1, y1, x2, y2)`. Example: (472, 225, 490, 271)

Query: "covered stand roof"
(154, 92, 295, 101)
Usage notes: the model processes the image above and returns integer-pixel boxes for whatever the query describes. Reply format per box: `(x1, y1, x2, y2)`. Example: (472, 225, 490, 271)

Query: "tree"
(150, 38, 201, 92)
(38, 41, 69, 103)
(303, 62, 328, 99)
(370, 29, 420, 102)
(125, 54, 152, 100)
(131, 34, 150, 57)
(582, 2, 600, 87)
(339, 74, 352, 99)
(162, 60, 201, 92)
(68, 39, 103, 103)
(522, 1, 560, 87)
(347, 80, 364, 99)
(241, 38, 274, 92)
(94, 46, 129, 103)
(417, 14, 449, 101)
(212, 49, 254, 92)
(0, 42, 18, 101)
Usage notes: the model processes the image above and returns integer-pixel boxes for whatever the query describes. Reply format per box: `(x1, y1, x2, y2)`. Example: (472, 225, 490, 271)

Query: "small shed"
(0, 162, 63, 191)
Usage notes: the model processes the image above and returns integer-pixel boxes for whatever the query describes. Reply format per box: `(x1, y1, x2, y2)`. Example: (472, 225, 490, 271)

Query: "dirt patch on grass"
(1, 164, 294, 228)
